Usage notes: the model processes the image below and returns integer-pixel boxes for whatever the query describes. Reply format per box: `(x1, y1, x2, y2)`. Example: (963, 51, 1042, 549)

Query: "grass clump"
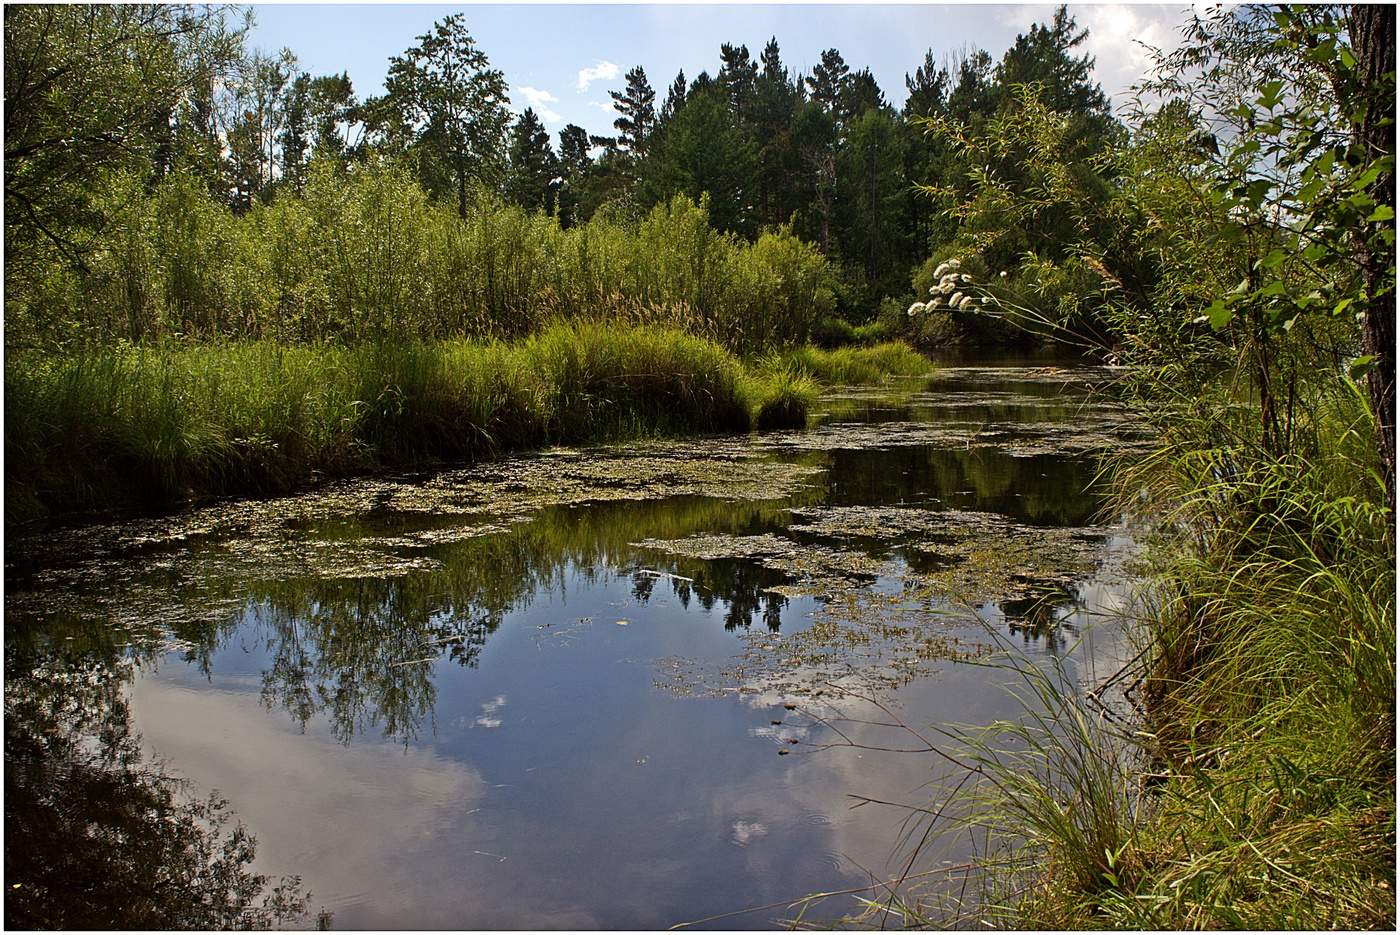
(769, 342, 932, 385)
(744, 366, 820, 431)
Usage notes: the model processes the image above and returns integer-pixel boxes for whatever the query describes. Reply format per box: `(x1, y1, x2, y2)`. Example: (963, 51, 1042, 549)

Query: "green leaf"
(1349, 355, 1376, 381)
(1205, 299, 1233, 330)
(1258, 248, 1287, 271)
(1297, 178, 1325, 202)
(1332, 297, 1354, 316)
(1367, 205, 1395, 223)
(1257, 80, 1285, 110)
(1355, 164, 1383, 190)
(1340, 45, 1357, 70)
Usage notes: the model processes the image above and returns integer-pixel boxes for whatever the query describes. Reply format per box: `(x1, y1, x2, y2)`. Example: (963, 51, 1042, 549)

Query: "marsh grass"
(872, 371, 1395, 931)
(5, 324, 930, 528)
(770, 342, 933, 385)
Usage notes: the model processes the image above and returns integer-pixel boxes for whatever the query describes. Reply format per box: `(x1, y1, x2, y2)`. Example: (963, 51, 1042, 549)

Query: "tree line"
(4, 4, 1118, 318)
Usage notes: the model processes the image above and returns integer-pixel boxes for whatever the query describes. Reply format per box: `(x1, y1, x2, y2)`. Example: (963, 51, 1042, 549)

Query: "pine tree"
(555, 123, 593, 227)
(840, 68, 886, 122)
(753, 37, 801, 228)
(718, 43, 758, 123)
(642, 84, 756, 236)
(608, 65, 656, 158)
(659, 70, 688, 126)
(506, 108, 559, 213)
(903, 50, 949, 118)
(806, 49, 850, 116)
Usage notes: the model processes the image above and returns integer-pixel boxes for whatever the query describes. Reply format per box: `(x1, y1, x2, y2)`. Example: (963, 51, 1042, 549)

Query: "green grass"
(5, 326, 930, 528)
(883, 374, 1395, 931)
(766, 341, 933, 385)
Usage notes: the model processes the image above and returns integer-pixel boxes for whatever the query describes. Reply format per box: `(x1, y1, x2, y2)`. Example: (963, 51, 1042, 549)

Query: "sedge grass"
(874, 369, 1395, 931)
(6, 325, 931, 528)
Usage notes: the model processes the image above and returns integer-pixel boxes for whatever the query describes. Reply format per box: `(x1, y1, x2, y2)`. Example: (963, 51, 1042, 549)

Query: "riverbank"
(905, 377, 1396, 930)
(4, 323, 931, 530)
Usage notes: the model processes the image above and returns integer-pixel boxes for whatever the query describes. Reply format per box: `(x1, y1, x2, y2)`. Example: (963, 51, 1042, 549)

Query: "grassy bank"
(5, 323, 932, 529)
(901, 376, 1395, 930)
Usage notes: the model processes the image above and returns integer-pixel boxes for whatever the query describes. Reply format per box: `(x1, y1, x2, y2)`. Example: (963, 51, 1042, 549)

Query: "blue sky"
(247, 3, 1191, 140)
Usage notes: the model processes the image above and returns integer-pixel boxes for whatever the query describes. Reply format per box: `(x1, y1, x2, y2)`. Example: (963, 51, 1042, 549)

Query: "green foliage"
(4, 5, 245, 273)
(5, 325, 927, 527)
(378, 14, 511, 216)
(767, 342, 932, 385)
(8, 164, 837, 354)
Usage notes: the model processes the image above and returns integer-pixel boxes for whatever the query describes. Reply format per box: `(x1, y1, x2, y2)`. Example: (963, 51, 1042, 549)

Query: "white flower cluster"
(910, 259, 981, 315)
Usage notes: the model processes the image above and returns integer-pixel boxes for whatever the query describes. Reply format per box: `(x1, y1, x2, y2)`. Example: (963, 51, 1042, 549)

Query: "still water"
(5, 356, 1146, 929)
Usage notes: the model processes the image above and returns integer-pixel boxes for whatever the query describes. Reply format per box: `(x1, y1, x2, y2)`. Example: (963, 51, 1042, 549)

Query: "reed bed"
(7, 164, 836, 358)
(5, 322, 930, 528)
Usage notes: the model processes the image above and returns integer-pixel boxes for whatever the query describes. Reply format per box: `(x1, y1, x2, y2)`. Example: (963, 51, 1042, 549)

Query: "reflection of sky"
(108, 361, 1147, 929)
(132, 544, 1140, 929)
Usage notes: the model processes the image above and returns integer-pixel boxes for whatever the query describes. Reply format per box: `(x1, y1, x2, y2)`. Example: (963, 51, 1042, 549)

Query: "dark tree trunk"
(456, 154, 468, 220)
(1350, 4, 1396, 517)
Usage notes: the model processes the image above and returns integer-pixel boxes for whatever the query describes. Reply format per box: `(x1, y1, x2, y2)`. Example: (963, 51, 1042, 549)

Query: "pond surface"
(5, 354, 1148, 929)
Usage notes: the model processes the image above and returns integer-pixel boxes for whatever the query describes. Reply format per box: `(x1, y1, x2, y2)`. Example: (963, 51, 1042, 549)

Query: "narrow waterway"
(5, 353, 1148, 929)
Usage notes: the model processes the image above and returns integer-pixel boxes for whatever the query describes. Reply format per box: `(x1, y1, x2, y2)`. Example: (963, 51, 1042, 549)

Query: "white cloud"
(513, 86, 562, 125)
(576, 60, 620, 92)
(1078, 5, 1191, 110)
(997, 4, 1193, 115)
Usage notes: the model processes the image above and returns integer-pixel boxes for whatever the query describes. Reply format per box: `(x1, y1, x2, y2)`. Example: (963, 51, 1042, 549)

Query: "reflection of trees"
(634, 557, 790, 631)
(1000, 585, 1081, 654)
(3, 621, 318, 930)
(825, 446, 1102, 525)
(236, 496, 801, 744)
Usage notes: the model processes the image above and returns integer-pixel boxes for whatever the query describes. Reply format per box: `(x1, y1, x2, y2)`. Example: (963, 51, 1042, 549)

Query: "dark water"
(5, 357, 1146, 929)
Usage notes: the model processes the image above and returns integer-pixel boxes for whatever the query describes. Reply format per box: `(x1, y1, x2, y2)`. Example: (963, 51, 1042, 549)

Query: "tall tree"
(718, 42, 759, 123)
(608, 65, 657, 158)
(806, 49, 851, 118)
(505, 107, 559, 213)
(4, 4, 245, 270)
(840, 67, 887, 122)
(753, 37, 802, 228)
(659, 69, 688, 126)
(791, 100, 839, 255)
(904, 50, 950, 118)
(642, 84, 755, 236)
(383, 14, 511, 217)
(838, 108, 909, 292)
(555, 122, 593, 227)
(308, 72, 356, 162)
(1347, 3, 1396, 511)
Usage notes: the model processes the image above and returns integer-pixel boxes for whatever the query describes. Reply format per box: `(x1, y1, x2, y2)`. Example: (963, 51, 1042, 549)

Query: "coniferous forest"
(4, 4, 1395, 931)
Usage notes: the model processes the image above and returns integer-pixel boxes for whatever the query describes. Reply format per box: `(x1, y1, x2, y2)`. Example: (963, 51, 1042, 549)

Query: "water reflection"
(4, 358, 1144, 928)
(3, 620, 320, 930)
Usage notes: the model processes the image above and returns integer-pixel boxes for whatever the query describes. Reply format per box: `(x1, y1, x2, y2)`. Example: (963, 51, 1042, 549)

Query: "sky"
(246, 3, 1195, 140)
